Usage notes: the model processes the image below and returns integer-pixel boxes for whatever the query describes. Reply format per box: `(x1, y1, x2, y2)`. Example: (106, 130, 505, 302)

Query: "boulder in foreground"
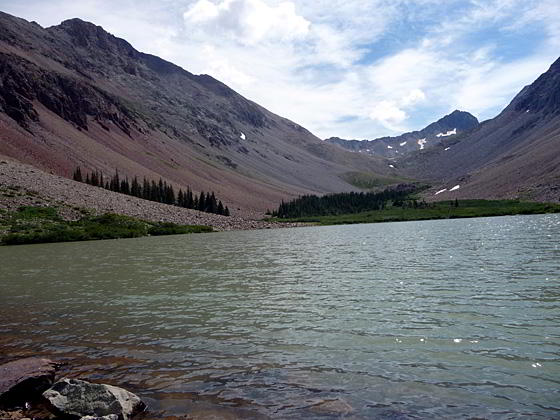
(43, 378, 145, 420)
(0, 358, 58, 408)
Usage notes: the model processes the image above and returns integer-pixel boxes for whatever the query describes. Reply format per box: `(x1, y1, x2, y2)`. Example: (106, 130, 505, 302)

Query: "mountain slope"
(0, 12, 394, 214)
(399, 57, 560, 202)
(325, 110, 479, 158)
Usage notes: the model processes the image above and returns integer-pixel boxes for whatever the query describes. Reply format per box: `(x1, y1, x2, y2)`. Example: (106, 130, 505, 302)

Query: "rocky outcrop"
(0, 358, 58, 408)
(43, 379, 145, 420)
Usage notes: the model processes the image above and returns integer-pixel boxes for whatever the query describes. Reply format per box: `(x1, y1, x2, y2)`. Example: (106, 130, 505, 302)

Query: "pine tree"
(206, 192, 216, 213)
(131, 177, 140, 197)
(158, 179, 164, 203)
(186, 188, 194, 209)
(150, 180, 158, 202)
(73, 167, 83, 182)
(142, 178, 150, 200)
(177, 189, 184, 207)
(198, 191, 206, 211)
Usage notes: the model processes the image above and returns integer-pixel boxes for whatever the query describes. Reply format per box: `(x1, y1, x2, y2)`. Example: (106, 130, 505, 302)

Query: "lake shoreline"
(269, 198, 560, 226)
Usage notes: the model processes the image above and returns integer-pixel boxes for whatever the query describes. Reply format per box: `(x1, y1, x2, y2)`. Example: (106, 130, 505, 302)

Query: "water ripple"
(1, 214, 559, 418)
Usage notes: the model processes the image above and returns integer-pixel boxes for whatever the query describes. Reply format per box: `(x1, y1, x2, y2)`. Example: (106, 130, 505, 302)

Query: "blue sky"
(2, 0, 559, 139)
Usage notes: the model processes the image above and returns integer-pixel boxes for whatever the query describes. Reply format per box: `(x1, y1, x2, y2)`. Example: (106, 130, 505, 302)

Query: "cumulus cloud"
(402, 89, 426, 106)
(369, 101, 407, 131)
(368, 89, 426, 131)
(183, 0, 310, 45)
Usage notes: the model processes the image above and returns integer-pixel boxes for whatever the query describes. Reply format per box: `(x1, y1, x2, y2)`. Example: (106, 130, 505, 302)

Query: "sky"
(2, 0, 559, 139)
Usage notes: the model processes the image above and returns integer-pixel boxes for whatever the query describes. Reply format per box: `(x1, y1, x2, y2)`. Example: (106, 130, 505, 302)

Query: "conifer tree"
(198, 191, 206, 211)
(150, 180, 158, 202)
(186, 188, 194, 209)
(73, 167, 83, 182)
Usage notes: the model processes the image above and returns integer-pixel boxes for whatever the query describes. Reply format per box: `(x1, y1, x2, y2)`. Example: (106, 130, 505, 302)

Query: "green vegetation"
(271, 199, 560, 225)
(0, 206, 212, 246)
(341, 171, 409, 189)
(272, 186, 418, 218)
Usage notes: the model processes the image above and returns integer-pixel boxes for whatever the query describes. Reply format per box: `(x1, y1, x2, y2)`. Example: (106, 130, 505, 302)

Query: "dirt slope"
(0, 12, 394, 213)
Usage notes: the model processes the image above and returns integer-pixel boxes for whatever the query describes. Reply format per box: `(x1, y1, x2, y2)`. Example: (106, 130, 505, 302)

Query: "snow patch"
(240, 132, 246, 140)
(449, 185, 460, 192)
(444, 147, 451, 151)
(387, 145, 393, 149)
(400, 141, 407, 146)
(389, 164, 394, 168)
(417, 138, 427, 150)
(435, 188, 447, 195)
(436, 128, 457, 138)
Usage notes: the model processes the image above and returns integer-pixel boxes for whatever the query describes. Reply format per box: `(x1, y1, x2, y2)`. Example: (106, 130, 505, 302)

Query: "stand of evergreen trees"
(272, 187, 417, 218)
(72, 167, 229, 216)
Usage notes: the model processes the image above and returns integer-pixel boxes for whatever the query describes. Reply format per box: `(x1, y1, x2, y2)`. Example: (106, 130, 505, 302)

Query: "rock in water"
(0, 358, 58, 408)
(43, 379, 145, 420)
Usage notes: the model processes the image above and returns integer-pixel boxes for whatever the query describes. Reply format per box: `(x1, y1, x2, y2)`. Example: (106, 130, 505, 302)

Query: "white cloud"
(369, 101, 407, 131)
(200, 44, 255, 87)
(402, 89, 426, 106)
(183, 0, 310, 45)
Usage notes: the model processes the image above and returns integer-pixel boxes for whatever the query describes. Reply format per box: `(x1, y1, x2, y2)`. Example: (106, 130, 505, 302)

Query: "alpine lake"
(1, 214, 559, 419)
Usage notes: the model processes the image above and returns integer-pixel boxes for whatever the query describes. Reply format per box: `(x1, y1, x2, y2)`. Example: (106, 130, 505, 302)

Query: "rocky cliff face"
(0, 12, 393, 213)
(325, 110, 479, 158)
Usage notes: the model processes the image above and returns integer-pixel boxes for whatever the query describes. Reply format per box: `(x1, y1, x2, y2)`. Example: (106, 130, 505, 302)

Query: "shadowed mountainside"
(0, 12, 395, 214)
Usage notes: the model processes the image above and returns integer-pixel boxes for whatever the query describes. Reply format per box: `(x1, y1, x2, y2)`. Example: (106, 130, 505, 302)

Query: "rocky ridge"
(325, 110, 479, 159)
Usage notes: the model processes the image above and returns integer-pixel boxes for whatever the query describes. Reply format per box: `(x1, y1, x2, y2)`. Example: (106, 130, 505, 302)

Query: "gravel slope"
(0, 158, 291, 231)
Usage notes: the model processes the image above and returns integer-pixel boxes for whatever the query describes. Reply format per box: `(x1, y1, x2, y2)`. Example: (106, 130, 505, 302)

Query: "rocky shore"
(0, 358, 145, 420)
(0, 159, 302, 232)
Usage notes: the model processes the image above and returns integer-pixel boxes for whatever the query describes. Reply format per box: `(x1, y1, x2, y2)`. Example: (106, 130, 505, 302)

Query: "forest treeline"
(272, 186, 419, 218)
(72, 167, 229, 216)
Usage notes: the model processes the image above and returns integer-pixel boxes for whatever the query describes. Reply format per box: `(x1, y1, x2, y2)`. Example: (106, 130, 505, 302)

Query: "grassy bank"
(0, 206, 212, 245)
(270, 199, 560, 226)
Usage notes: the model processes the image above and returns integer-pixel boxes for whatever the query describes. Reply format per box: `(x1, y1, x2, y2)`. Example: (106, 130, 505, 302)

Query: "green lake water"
(1, 214, 559, 419)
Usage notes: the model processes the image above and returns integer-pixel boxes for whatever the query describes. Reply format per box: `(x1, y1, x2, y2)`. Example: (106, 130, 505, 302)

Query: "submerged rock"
(0, 358, 58, 408)
(43, 378, 145, 420)
(309, 398, 354, 415)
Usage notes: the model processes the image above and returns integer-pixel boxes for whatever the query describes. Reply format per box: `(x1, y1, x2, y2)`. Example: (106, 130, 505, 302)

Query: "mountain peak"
(436, 110, 478, 130)
(50, 18, 136, 55)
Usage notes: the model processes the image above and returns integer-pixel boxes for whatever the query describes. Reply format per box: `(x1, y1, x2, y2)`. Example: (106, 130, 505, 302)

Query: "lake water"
(1, 215, 559, 419)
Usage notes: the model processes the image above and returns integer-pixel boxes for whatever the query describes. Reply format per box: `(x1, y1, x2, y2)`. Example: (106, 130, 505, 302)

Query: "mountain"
(399, 57, 560, 203)
(0, 12, 394, 214)
(325, 110, 479, 158)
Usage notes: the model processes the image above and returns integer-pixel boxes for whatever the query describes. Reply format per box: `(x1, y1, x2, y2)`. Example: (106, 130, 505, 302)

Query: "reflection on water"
(1, 214, 560, 418)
